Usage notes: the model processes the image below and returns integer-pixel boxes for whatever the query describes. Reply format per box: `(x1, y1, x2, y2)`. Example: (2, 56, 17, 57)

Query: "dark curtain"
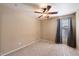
(55, 19, 62, 44)
(67, 17, 76, 48)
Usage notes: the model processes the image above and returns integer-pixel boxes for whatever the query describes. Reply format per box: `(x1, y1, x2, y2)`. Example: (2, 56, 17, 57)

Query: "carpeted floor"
(6, 40, 79, 56)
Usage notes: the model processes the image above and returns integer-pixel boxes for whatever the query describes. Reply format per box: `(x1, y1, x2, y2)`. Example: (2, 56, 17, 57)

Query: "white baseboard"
(1, 39, 41, 56)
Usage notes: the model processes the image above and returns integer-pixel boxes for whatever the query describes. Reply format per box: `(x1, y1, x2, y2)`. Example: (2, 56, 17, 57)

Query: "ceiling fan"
(34, 5, 58, 18)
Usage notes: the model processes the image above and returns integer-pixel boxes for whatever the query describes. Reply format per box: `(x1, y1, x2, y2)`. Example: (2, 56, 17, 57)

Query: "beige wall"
(0, 4, 40, 55)
(0, 16, 1, 55)
(0, 5, 3, 55)
(41, 18, 57, 43)
(76, 10, 79, 49)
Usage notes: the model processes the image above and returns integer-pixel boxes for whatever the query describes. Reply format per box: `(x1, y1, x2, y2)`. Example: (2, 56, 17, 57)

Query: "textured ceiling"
(25, 3, 79, 17)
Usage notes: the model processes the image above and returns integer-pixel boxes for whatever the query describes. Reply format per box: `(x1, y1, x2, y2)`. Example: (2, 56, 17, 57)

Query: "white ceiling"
(28, 3, 79, 17)
(3, 3, 79, 18)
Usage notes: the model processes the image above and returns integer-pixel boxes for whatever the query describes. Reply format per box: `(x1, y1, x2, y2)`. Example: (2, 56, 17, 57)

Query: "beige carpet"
(6, 40, 79, 56)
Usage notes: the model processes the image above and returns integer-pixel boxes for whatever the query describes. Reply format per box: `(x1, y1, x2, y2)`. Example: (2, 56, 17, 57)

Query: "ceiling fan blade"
(43, 8, 46, 13)
(34, 11, 42, 14)
(38, 15, 43, 18)
(48, 12, 58, 14)
(47, 5, 51, 11)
